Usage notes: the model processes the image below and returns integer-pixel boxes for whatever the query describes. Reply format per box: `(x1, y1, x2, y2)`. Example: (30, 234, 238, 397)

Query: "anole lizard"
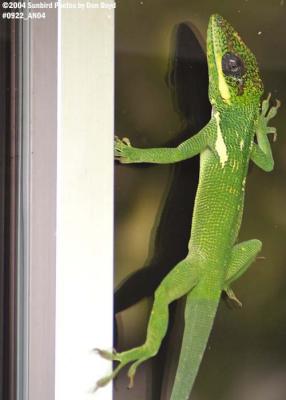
(96, 14, 280, 399)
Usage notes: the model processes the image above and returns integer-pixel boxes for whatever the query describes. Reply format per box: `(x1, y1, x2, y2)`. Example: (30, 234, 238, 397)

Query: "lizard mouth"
(210, 13, 224, 27)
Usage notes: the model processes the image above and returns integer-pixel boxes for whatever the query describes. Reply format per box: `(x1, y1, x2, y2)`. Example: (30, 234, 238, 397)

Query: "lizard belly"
(188, 147, 249, 265)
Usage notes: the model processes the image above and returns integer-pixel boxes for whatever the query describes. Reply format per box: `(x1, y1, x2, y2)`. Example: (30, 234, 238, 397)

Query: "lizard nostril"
(216, 14, 223, 24)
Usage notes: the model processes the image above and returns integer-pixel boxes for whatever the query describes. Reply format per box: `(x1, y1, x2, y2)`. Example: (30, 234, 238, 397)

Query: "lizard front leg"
(251, 94, 281, 172)
(114, 119, 216, 164)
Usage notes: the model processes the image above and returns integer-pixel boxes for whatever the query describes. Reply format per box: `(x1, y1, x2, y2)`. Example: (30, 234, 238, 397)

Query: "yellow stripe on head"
(215, 51, 231, 104)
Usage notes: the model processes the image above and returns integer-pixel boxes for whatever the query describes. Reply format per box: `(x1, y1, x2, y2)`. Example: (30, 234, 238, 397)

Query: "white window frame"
(17, 2, 114, 399)
(17, 8, 58, 400)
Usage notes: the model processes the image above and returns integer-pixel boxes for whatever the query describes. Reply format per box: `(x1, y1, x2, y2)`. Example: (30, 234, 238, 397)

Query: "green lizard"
(96, 14, 280, 399)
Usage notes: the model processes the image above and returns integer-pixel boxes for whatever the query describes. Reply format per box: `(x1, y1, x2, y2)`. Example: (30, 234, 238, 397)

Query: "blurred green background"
(114, 1, 286, 399)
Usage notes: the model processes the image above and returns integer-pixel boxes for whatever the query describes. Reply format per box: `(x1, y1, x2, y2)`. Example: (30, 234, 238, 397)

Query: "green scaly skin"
(96, 14, 280, 399)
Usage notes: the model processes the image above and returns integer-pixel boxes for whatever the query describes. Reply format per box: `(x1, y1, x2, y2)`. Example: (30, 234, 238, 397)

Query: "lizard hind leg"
(95, 257, 200, 389)
(225, 239, 262, 287)
(223, 239, 262, 307)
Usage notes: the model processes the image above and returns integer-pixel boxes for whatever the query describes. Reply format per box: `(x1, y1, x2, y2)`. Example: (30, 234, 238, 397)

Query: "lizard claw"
(122, 137, 132, 146)
(224, 287, 242, 308)
(127, 374, 134, 389)
(94, 347, 118, 361)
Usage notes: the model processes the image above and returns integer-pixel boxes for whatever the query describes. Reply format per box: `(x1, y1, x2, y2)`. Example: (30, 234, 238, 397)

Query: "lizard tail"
(170, 294, 220, 400)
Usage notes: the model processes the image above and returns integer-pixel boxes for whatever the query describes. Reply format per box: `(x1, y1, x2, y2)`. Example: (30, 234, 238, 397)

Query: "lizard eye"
(222, 52, 245, 78)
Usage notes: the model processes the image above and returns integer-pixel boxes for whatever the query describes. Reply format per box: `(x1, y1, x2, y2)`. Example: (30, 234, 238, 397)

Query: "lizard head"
(207, 14, 263, 108)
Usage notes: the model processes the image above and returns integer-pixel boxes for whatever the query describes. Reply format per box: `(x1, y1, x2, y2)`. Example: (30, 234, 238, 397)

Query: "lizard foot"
(259, 93, 281, 141)
(95, 345, 155, 390)
(114, 136, 137, 163)
(94, 348, 126, 391)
